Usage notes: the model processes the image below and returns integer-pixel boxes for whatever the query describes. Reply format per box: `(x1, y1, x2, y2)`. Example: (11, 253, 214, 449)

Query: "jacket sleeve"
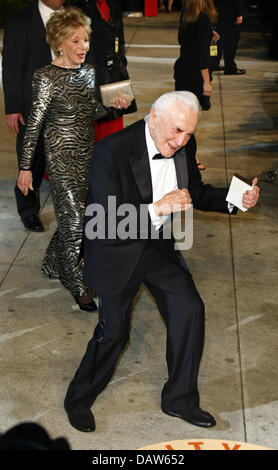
(2, 15, 28, 114)
(20, 71, 52, 170)
(186, 140, 236, 214)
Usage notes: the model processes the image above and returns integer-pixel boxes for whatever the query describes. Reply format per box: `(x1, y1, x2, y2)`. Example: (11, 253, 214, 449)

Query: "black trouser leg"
(223, 23, 240, 73)
(64, 279, 141, 411)
(65, 243, 205, 413)
(145, 274, 204, 411)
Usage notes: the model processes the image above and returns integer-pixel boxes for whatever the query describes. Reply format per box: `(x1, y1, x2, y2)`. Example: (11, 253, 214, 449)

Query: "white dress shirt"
(38, 0, 56, 59)
(145, 121, 234, 230)
(146, 122, 178, 230)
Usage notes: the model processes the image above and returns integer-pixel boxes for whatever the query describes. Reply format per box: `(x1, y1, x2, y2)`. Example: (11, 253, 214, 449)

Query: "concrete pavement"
(0, 10, 277, 451)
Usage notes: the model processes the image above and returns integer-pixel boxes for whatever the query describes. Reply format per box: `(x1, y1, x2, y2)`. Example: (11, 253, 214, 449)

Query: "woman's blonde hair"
(181, 0, 217, 25)
(46, 6, 91, 57)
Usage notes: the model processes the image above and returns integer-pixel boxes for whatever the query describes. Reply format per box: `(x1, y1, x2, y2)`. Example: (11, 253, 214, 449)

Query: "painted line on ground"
(0, 325, 45, 344)
(227, 314, 263, 331)
(16, 288, 61, 299)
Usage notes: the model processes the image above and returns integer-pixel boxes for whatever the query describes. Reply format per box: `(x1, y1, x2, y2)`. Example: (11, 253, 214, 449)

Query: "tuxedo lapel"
(128, 123, 189, 202)
(128, 121, 153, 204)
(174, 147, 188, 189)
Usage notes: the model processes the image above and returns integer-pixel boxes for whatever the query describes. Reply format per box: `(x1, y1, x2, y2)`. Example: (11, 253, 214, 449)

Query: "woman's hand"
(201, 68, 212, 96)
(203, 80, 212, 96)
(114, 96, 129, 109)
(212, 30, 220, 42)
(17, 170, 33, 196)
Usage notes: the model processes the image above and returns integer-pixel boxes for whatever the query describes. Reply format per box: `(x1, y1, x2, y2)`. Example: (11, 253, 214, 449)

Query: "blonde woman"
(174, 0, 218, 169)
(174, 0, 217, 109)
(17, 7, 126, 311)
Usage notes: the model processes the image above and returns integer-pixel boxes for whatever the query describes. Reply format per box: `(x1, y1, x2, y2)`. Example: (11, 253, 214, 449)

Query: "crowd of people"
(2, 0, 260, 435)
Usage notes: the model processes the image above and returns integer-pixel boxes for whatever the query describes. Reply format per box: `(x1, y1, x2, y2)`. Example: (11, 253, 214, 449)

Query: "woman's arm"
(17, 70, 52, 195)
(201, 68, 212, 96)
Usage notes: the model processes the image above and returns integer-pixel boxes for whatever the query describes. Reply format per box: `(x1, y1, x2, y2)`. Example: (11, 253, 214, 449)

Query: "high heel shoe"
(74, 296, 98, 312)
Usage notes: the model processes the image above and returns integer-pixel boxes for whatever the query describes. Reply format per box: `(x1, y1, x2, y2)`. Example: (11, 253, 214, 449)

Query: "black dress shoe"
(66, 407, 95, 432)
(162, 407, 216, 428)
(74, 296, 98, 312)
(224, 68, 246, 75)
(22, 215, 44, 232)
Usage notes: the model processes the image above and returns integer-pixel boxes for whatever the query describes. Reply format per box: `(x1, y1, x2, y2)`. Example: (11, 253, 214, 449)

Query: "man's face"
(41, 0, 65, 10)
(149, 101, 199, 158)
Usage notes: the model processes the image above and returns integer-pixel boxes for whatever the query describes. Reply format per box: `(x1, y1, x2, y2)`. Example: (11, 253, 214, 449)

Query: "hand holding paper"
(226, 174, 259, 211)
(242, 177, 259, 210)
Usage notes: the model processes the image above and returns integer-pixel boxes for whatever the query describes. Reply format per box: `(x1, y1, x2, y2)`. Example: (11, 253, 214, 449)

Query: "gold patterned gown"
(21, 63, 108, 296)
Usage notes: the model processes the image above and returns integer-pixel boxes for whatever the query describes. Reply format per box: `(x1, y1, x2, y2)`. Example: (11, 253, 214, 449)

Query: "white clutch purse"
(100, 79, 134, 108)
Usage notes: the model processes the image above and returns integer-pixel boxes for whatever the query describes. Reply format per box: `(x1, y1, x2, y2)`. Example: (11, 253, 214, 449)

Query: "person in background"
(78, 0, 136, 142)
(16, 7, 127, 312)
(0, 422, 70, 450)
(2, 0, 66, 232)
(159, 0, 175, 13)
(174, 0, 218, 111)
(213, 0, 247, 74)
(174, 0, 218, 170)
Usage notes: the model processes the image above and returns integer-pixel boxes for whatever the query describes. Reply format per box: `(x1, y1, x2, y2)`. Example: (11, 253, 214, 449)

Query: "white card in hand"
(226, 174, 253, 212)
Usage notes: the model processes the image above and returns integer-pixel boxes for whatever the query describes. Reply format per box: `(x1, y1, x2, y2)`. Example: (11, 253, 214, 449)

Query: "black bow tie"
(152, 153, 167, 160)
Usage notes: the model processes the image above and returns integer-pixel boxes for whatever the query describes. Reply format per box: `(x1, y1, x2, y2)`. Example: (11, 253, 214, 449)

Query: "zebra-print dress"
(21, 63, 108, 297)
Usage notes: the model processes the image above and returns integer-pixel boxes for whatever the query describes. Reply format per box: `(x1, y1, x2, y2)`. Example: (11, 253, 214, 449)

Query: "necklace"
(52, 59, 81, 70)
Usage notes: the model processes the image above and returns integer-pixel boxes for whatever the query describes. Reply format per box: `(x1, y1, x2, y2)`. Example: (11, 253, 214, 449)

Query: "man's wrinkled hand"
(5, 113, 25, 133)
(154, 188, 192, 216)
(242, 177, 260, 209)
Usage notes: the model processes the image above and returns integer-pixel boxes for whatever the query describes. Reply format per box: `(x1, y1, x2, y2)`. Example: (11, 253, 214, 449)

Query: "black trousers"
(214, 21, 241, 73)
(64, 242, 205, 413)
(14, 122, 46, 221)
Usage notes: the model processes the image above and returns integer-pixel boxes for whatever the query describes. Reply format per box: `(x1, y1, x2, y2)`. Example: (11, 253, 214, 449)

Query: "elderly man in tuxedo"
(2, 0, 65, 232)
(64, 91, 259, 432)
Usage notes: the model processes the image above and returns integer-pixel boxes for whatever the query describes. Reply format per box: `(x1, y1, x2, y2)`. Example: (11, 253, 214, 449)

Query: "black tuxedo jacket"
(78, 0, 126, 69)
(214, 0, 247, 20)
(2, 2, 52, 118)
(83, 119, 234, 296)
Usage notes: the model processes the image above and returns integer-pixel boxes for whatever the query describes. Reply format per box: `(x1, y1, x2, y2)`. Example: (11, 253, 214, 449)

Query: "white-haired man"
(64, 91, 259, 432)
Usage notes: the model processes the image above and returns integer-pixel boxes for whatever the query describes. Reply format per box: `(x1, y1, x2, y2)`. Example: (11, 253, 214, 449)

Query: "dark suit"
(78, 0, 136, 121)
(65, 120, 234, 413)
(2, 2, 52, 221)
(213, 0, 246, 73)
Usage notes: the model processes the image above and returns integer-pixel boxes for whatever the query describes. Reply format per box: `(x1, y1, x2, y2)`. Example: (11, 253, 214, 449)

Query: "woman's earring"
(59, 50, 63, 57)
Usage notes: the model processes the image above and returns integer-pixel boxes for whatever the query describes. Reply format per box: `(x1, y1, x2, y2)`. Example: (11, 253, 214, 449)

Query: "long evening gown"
(20, 63, 107, 296)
